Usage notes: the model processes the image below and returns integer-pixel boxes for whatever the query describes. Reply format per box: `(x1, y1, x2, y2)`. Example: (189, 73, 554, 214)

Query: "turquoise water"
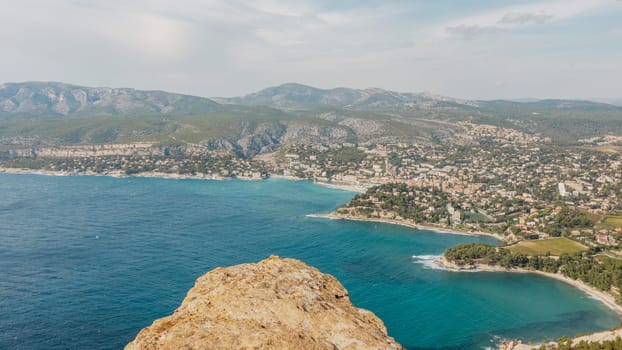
(0, 174, 619, 349)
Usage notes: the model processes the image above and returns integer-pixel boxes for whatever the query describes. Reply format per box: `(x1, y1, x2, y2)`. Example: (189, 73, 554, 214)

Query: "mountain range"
(214, 82, 480, 111)
(1, 81, 621, 156)
(0, 81, 220, 118)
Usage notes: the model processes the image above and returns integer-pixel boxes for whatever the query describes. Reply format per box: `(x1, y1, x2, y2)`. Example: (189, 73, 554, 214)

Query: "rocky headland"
(317, 211, 508, 241)
(126, 256, 403, 350)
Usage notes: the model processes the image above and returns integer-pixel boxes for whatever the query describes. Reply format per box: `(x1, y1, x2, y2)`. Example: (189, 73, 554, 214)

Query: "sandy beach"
(437, 256, 622, 316)
(270, 176, 369, 192)
(439, 256, 622, 350)
(267, 174, 307, 181)
(312, 181, 368, 193)
(501, 314, 622, 349)
(502, 327, 622, 350)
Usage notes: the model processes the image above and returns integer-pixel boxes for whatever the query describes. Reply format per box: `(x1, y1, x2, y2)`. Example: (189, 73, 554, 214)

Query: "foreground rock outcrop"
(126, 256, 403, 350)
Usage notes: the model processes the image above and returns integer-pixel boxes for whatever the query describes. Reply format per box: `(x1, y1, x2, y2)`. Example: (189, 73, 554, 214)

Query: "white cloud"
(441, 0, 613, 38)
(0, 0, 620, 99)
(247, 0, 310, 18)
(498, 12, 553, 25)
(255, 28, 305, 46)
(98, 13, 195, 61)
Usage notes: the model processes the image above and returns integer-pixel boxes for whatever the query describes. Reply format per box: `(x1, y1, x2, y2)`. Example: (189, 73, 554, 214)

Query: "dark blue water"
(0, 174, 619, 349)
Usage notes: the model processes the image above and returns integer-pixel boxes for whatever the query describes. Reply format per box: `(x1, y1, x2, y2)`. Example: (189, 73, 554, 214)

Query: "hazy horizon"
(4, 80, 622, 106)
(1, 0, 620, 101)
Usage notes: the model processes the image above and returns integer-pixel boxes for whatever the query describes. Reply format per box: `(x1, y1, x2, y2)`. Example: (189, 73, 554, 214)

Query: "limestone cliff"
(126, 256, 403, 350)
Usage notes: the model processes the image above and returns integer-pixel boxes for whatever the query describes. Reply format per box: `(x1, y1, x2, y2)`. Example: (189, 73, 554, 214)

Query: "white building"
(558, 182, 568, 197)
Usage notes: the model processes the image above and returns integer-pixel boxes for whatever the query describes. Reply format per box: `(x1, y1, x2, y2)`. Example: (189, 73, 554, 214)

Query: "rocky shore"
(0, 167, 246, 181)
(126, 256, 403, 350)
(314, 212, 507, 241)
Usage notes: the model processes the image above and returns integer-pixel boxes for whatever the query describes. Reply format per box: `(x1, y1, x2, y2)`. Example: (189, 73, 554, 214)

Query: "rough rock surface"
(126, 256, 403, 350)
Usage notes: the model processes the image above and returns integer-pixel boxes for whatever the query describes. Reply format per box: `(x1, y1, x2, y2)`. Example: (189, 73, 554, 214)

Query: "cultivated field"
(507, 237, 588, 256)
(602, 216, 622, 229)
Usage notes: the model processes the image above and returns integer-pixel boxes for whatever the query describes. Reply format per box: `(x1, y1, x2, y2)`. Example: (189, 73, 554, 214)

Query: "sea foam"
(411, 254, 445, 270)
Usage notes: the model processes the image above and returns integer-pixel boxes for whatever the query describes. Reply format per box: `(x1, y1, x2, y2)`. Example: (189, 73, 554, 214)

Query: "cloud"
(445, 24, 503, 39)
(247, 0, 310, 17)
(255, 28, 305, 46)
(99, 13, 195, 61)
(498, 12, 553, 25)
(442, 0, 613, 39)
(0, 0, 620, 99)
(445, 11, 554, 39)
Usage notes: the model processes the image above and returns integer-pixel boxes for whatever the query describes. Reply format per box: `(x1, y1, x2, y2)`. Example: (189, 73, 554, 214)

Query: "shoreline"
(4, 165, 622, 346)
(312, 181, 368, 193)
(0, 167, 253, 181)
(312, 212, 506, 241)
(0, 167, 125, 178)
(501, 327, 622, 350)
(0, 168, 365, 189)
(437, 256, 622, 316)
(266, 174, 306, 181)
(0, 167, 369, 191)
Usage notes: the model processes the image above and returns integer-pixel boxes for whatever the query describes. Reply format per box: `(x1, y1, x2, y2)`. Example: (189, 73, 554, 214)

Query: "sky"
(1, 0, 621, 100)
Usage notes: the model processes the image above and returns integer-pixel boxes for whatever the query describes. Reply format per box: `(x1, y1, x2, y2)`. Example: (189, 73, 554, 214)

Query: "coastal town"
(270, 126, 622, 249)
(1, 123, 621, 250)
(0, 150, 270, 180)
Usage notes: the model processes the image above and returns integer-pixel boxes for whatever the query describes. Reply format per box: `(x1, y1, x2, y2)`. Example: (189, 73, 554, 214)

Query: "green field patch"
(602, 216, 622, 229)
(506, 237, 588, 256)
(463, 212, 491, 223)
(593, 146, 622, 154)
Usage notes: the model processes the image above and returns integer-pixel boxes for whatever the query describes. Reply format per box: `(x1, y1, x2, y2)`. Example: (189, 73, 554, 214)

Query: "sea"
(0, 173, 619, 350)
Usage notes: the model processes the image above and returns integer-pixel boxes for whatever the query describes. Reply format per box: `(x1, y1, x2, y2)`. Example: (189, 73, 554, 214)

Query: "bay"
(0, 174, 618, 349)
